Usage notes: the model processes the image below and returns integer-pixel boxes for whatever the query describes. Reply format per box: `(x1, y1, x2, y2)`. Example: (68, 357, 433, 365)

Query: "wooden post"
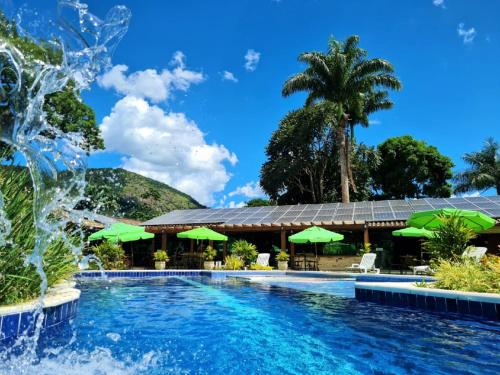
(223, 241, 227, 260)
(363, 225, 370, 245)
(209, 240, 214, 248)
(161, 233, 167, 251)
(280, 228, 286, 252)
(190, 239, 194, 253)
(290, 241, 295, 259)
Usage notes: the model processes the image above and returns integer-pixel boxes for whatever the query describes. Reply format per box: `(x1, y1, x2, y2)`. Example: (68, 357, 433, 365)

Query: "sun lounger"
(346, 253, 380, 274)
(256, 253, 270, 267)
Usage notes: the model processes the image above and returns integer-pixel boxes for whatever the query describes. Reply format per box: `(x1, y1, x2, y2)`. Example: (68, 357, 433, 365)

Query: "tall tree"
(372, 136, 454, 199)
(454, 137, 500, 195)
(282, 35, 401, 203)
(260, 104, 336, 204)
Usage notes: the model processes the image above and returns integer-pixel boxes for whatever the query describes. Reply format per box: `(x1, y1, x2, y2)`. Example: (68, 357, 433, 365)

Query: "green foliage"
(454, 137, 500, 195)
(0, 167, 76, 305)
(204, 245, 216, 261)
(224, 255, 243, 270)
(43, 81, 104, 152)
(246, 198, 272, 207)
(77, 168, 203, 221)
(153, 250, 168, 262)
(230, 240, 258, 266)
(432, 256, 500, 293)
(372, 136, 454, 199)
(276, 251, 289, 262)
(90, 241, 126, 270)
(358, 243, 372, 256)
(250, 264, 273, 270)
(0, 11, 103, 156)
(261, 104, 336, 204)
(323, 242, 357, 255)
(423, 214, 476, 260)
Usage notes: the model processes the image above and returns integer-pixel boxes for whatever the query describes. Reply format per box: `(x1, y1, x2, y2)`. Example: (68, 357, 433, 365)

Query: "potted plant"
(276, 251, 289, 271)
(230, 239, 258, 268)
(204, 245, 217, 270)
(153, 250, 168, 270)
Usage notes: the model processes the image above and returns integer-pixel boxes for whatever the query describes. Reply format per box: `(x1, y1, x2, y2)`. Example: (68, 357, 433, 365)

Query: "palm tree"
(454, 137, 500, 195)
(282, 36, 401, 202)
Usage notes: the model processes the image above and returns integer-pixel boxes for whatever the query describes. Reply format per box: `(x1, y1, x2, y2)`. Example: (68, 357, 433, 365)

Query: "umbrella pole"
(315, 243, 318, 271)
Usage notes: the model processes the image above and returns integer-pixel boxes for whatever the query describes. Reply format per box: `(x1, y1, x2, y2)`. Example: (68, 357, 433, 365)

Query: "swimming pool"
(2, 276, 499, 374)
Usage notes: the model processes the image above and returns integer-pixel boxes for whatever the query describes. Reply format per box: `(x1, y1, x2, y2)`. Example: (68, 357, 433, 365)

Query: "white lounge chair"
(413, 246, 488, 275)
(256, 253, 270, 267)
(346, 253, 380, 274)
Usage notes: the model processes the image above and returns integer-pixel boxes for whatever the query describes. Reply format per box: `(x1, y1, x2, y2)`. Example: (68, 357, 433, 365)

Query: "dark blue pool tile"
(399, 293, 409, 307)
(392, 293, 404, 307)
(385, 292, 394, 305)
(457, 300, 469, 315)
(408, 294, 417, 308)
(426, 296, 437, 311)
(435, 297, 447, 312)
(469, 301, 482, 316)
(446, 298, 458, 313)
(416, 295, 427, 309)
(355, 288, 361, 299)
(1, 314, 20, 339)
(482, 303, 497, 320)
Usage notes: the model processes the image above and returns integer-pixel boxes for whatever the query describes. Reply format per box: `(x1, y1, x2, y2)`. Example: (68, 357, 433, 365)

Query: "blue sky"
(25, 0, 500, 206)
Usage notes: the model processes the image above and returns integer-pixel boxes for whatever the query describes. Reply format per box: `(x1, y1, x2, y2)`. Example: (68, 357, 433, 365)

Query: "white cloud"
(99, 96, 237, 206)
(368, 119, 381, 125)
(433, 0, 445, 8)
(457, 23, 476, 44)
(244, 49, 261, 71)
(452, 191, 481, 198)
(221, 70, 238, 82)
(98, 51, 204, 103)
(229, 181, 265, 199)
(228, 201, 246, 209)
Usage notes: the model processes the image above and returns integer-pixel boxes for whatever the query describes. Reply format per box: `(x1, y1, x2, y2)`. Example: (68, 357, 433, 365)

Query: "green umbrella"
(407, 208, 496, 232)
(289, 226, 344, 263)
(89, 222, 154, 243)
(176, 227, 228, 241)
(288, 226, 344, 243)
(392, 227, 434, 238)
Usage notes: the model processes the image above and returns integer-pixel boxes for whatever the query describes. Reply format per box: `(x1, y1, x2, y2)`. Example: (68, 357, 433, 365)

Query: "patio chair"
(256, 253, 270, 267)
(346, 253, 380, 274)
(412, 246, 488, 275)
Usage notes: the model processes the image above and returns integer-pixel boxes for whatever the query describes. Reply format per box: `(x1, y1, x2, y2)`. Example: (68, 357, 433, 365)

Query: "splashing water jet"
(0, 0, 130, 368)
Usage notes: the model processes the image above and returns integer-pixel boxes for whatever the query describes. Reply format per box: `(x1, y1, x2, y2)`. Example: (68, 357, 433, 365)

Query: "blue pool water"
(3, 276, 500, 374)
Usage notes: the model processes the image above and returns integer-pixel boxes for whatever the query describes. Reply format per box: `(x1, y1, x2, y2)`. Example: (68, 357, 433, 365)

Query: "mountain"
(80, 168, 203, 221)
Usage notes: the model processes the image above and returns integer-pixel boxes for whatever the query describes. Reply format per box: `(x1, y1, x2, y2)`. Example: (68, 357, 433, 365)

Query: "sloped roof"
(143, 196, 500, 227)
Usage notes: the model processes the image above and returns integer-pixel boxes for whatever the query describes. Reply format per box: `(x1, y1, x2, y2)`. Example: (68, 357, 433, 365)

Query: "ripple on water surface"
(1, 276, 499, 375)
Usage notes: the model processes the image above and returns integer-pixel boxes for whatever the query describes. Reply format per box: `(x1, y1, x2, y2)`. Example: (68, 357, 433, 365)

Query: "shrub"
(91, 241, 126, 270)
(204, 245, 216, 261)
(153, 250, 168, 262)
(276, 251, 289, 262)
(230, 239, 257, 266)
(358, 242, 372, 256)
(423, 214, 476, 260)
(431, 256, 500, 293)
(224, 255, 243, 270)
(0, 167, 76, 306)
(249, 264, 273, 270)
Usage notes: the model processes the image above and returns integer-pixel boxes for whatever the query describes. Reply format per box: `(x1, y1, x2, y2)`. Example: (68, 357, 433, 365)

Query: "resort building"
(143, 196, 500, 271)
